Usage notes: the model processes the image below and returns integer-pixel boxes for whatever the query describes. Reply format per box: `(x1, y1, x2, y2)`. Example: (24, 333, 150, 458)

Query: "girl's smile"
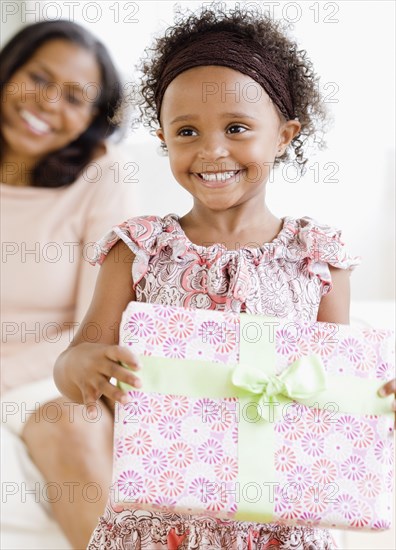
(193, 169, 245, 187)
(156, 66, 299, 215)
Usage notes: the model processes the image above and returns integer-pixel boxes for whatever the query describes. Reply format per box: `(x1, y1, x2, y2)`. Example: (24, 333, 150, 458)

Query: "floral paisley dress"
(88, 213, 359, 550)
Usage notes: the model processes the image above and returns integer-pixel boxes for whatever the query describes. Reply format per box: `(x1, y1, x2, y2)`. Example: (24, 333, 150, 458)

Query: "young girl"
(54, 6, 395, 550)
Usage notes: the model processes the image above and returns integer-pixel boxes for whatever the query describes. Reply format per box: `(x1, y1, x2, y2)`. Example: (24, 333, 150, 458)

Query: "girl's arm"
(316, 266, 350, 324)
(54, 240, 141, 417)
(317, 266, 396, 425)
(379, 380, 396, 427)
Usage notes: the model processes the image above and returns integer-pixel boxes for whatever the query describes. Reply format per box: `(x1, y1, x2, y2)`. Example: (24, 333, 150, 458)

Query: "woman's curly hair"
(137, 3, 330, 175)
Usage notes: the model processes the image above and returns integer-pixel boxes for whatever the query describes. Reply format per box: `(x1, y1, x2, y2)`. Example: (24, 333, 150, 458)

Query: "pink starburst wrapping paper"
(111, 301, 395, 531)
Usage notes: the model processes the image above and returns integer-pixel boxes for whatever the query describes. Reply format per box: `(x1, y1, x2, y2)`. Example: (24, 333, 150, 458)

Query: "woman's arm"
(54, 240, 141, 416)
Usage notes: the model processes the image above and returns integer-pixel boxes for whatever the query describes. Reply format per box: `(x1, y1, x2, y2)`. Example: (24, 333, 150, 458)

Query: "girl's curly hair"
(137, 3, 330, 174)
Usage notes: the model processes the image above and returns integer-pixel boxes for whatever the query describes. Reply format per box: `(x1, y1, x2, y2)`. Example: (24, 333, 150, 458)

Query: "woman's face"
(1, 38, 101, 164)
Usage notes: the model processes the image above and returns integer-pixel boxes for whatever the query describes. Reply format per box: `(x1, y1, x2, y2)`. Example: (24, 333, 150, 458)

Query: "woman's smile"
(18, 108, 53, 136)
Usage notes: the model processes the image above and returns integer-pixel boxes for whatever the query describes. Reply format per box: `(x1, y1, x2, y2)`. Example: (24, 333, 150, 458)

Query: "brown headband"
(155, 31, 295, 121)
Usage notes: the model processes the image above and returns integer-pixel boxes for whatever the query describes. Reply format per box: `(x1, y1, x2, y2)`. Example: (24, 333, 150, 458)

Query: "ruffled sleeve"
(295, 217, 361, 295)
(90, 215, 189, 288)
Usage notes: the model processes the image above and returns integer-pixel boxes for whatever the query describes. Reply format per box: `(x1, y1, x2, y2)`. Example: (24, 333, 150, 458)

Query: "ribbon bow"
(231, 355, 327, 421)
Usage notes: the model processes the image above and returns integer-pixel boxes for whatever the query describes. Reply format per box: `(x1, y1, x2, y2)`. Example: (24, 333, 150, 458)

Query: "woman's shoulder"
(77, 141, 127, 179)
(65, 142, 137, 203)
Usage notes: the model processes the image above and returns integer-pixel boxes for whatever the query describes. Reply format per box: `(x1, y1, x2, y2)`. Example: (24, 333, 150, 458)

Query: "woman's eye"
(66, 93, 83, 106)
(29, 72, 47, 86)
(177, 128, 197, 137)
(227, 125, 247, 134)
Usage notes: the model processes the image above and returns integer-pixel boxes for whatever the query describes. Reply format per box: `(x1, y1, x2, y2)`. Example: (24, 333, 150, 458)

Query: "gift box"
(111, 302, 395, 530)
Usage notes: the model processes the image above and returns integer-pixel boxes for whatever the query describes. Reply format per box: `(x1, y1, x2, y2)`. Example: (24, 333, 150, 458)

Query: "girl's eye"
(227, 124, 248, 134)
(177, 128, 197, 137)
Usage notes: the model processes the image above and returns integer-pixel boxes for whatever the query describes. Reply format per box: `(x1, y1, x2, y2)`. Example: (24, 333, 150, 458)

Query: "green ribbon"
(231, 354, 327, 422)
(119, 313, 393, 523)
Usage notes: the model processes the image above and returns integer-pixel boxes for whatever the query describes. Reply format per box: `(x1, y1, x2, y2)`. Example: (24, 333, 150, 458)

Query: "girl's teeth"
(20, 109, 51, 133)
(200, 171, 238, 182)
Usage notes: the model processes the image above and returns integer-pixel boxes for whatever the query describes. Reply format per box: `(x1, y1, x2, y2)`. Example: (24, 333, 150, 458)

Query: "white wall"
(1, 0, 395, 301)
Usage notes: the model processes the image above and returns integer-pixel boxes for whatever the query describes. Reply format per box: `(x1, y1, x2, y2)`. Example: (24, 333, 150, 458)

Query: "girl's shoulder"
(90, 213, 182, 290)
(281, 215, 360, 273)
(90, 213, 179, 264)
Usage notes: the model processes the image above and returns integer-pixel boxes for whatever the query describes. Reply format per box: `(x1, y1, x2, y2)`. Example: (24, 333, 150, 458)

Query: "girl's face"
(1, 39, 101, 164)
(157, 66, 299, 213)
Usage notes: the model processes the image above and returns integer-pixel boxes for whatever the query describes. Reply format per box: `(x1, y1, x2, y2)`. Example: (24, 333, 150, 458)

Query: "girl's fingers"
(104, 345, 142, 371)
(99, 377, 134, 406)
(378, 378, 396, 397)
(80, 346, 143, 408)
(105, 361, 142, 390)
(81, 372, 132, 413)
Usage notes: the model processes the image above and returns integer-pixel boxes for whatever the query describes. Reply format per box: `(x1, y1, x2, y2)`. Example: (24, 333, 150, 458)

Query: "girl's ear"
(156, 128, 166, 143)
(277, 119, 301, 155)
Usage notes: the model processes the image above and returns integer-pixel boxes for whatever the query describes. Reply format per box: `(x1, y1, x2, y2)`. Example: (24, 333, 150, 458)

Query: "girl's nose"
(198, 133, 229, 161)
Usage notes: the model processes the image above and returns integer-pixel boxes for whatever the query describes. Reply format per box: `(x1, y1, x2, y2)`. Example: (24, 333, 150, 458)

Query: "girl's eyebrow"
(170, 115, 196, 125)
(170, 112, 257, 125)
(222, 112, 257, 120)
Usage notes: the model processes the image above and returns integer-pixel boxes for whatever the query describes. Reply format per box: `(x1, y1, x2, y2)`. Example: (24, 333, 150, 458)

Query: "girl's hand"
(378, 378, 396, 428)
(67, 342, 142, 419)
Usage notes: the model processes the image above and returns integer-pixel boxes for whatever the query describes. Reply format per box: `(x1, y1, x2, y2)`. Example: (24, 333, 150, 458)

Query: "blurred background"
(1, 1, 395, 549)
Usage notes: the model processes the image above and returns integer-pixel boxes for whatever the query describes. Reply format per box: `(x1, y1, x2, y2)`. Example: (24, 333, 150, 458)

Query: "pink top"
(1, 145, 138, 394)
(93, 213, 360, 321)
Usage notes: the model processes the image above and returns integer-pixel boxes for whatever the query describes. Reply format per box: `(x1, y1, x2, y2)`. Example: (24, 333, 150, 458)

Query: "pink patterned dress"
(88, 213, 359, 550)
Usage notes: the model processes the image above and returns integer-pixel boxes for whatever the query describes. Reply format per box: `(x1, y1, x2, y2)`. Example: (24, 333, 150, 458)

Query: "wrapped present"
(111, 302, 395, 530)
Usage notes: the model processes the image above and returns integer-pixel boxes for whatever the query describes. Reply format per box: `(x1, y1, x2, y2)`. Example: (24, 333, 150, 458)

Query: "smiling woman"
(0, 20, 137, 550)
(2, 39, 101, 181)
(0, 19, 122, 187)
